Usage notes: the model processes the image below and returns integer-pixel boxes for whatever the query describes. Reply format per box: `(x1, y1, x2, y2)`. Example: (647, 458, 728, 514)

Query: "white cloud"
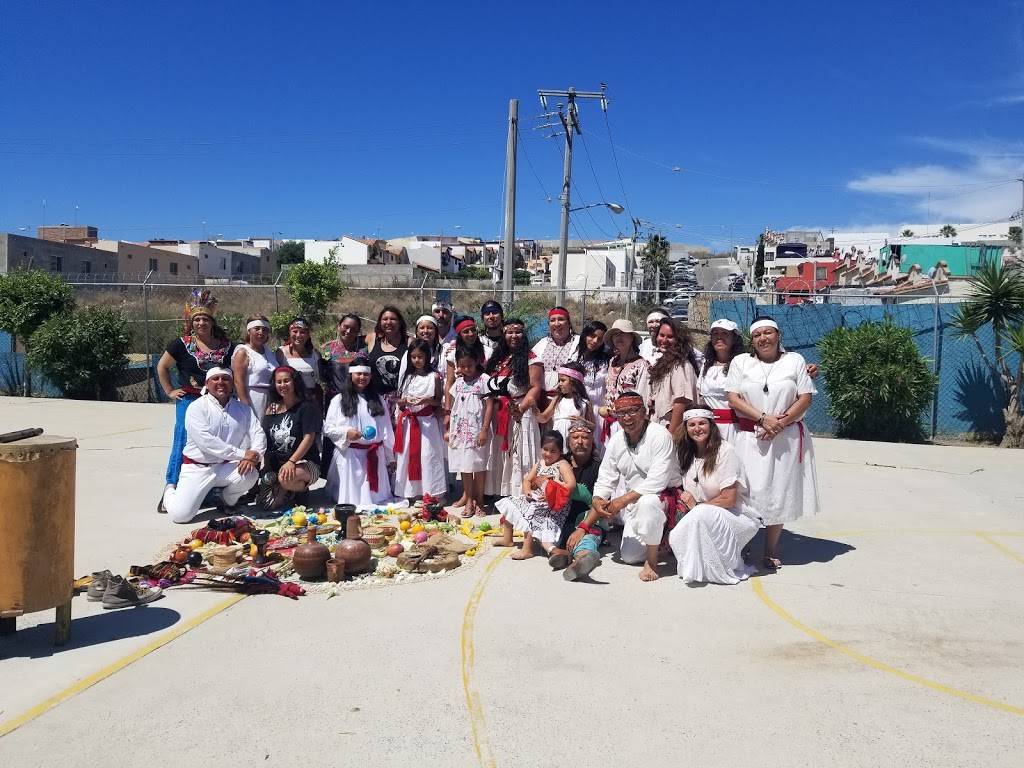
(848, 138, 1024, 221)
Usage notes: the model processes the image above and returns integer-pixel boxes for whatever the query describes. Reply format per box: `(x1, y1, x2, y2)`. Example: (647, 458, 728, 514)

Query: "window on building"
(169, 262, 178, 275)
(83, 262, 91, 274)
(52, 256, 63, 272)
(149, 258, 159, 272)
(815, 266, 827, 280)
(220, 257, 227, 270)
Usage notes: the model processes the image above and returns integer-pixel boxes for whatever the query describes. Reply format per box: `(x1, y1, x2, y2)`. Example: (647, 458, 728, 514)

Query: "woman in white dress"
(323, 356, 397, 507)
(725, 318, 820, 571)
(577, 321, 610, 449)
(697, 319, 746, 443)
(231, 314, 279, 418)
(393, 340, 447, 502)
(484, 318, 544, 496)
(531, 306, 581, 397)
(668, 409, 760, 585)
(277, 316, 324, 409)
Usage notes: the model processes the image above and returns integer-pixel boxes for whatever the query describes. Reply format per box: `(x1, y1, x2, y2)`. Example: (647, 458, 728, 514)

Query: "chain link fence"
(4, 277, 1015, 442)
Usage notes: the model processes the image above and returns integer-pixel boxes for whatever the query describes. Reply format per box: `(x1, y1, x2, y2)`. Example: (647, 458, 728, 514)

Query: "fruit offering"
(291, 509, 308, 527)
(189, 538, 205, 550)
(413, 531, 429, 544)
(399, 520, 411, 532)
(478, 521, 492, 532)
(410, 523, 425, 534)
(386, 543, 404, 557)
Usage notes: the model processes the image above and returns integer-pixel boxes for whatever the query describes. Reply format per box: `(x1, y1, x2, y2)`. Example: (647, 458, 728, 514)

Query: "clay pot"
(292, 527, 330, 580)
(335, 515, 372, 575)
(334, 503, 357, 531)
(325, 558, 345, 583)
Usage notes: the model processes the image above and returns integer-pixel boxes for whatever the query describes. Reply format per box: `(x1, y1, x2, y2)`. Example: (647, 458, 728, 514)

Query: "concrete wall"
(0, 233, 118, 276)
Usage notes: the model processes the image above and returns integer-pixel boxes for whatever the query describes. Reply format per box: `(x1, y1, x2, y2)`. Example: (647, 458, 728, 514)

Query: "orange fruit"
(399, 520, 411, 532)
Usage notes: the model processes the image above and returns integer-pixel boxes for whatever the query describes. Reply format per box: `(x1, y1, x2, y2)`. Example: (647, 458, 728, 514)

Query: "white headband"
(431, 303, 453, 312)
(416, 315, 438, 327)
(710, 319, 738, 333)
(646, 311, 667, 323)
(246, 319, 270, 332)
(348, 365, 371, 374)
(205, 366, 233, 381)
(683, 408, 715, 422)
(749, 319, 779, 333)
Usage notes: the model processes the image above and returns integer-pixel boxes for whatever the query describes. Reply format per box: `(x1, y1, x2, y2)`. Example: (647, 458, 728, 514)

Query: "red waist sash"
(393, 406, 435, 482)
(712, 408, 736, 424)
(601, 413, 618, 441)
(349, 441, 384, 492)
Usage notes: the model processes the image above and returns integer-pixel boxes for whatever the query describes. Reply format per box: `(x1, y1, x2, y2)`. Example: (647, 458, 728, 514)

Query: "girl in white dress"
(393, 340, 447, 502)
(324, 357, 397, 507)
(668, 409, 761, 585)
(496, 430, 576, 560)
(446, 347, 494, 517)
(725, 318, 820, 571)
(697, 319, 746, 443)
(577, 321, 610, 449)
(231, 315, 279, 418)
(537, 362, 593, 445)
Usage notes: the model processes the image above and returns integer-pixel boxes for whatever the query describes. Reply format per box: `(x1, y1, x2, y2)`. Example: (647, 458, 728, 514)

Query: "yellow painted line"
(975, 532, 1024, 566)
(460, 549, 510, 768)
(751, 579, 1024, 717)
(0, 594, 245, 738)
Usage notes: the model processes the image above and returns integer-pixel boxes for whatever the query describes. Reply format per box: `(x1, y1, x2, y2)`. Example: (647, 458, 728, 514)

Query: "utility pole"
(538, 86, 609, 306)
(502, 99, 518, 306)
(626, 217, 640, 322)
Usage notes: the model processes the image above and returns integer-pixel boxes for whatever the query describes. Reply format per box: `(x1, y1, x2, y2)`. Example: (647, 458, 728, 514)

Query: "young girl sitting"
(393, 340, 447, 504)
(496, 430, 576, 560)
(537, 361, 593, 446)
(323, 355, 397, 507)
(446, 347, 494, 518)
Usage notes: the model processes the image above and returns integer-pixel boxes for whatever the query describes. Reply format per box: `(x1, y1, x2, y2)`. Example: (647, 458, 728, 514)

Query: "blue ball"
(362, 425, 377, 440)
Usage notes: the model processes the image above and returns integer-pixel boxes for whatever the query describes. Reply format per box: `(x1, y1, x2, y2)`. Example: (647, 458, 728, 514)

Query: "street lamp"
(557, 201, 624, 303)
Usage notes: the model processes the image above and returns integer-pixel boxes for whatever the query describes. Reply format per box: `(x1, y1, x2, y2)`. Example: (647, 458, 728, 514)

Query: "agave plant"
(950, 262, 1024, 447)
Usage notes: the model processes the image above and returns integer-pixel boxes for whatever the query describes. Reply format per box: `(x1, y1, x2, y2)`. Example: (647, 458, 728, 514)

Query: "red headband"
(455, 318, 477, 334)
(272, 365, 297, 378)
(613, 394, 645, 411)
(548, 308, 570, 320)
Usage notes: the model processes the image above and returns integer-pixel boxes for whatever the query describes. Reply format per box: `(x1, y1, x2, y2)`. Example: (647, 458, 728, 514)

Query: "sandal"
(761, 555, 781, 572)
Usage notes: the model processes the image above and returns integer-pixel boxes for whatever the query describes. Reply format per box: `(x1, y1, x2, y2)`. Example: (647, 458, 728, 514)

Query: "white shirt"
(681, 440, 743, 506)
(531, 334, 581, 391)
(724, 351, 816, 417)
(593, 421, 681, 499)
(639, 338, 658, 364)
(235, 344, 278, 390)
(183, 393, 267, 464)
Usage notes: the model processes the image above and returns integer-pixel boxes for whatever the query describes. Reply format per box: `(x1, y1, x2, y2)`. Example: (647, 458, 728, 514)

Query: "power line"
(578, 132, 620, 231)
(601, 109, 635, 219)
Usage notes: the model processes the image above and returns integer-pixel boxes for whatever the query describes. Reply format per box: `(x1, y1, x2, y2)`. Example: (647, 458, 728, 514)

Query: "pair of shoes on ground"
(547, 549, 600, 581)
(87, 570, 163, 610)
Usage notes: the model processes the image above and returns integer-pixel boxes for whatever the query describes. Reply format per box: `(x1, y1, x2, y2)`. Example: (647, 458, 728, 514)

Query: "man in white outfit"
(161, 367, 266, 523)
(591, 391, 680, 581)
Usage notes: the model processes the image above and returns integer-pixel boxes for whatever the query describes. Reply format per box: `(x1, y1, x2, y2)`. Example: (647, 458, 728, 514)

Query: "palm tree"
(640, 234, 671, 301)
(900, 229, 915, 237)
(939, 224, 958, 238)
(951, 262, 1024, 447)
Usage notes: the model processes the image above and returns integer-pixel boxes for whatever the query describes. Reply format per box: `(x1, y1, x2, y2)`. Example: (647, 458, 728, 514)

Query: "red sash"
(712, 408, 736, 424)
(737, 417, 804, 462)
(349, 441, 384, 492)
(494, 396, 512, 451)
(393, 406, 435, 482)
(601, 413, 618, 441)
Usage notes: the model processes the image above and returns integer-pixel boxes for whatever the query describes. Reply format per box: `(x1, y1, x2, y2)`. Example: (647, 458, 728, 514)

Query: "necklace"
(759, 353, 781, 393)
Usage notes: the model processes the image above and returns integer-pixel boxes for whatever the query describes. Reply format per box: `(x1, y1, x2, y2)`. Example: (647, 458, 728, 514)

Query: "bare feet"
(639, 562, 660, 582)
(762, 555, 782, 571)
(511, 534, 535, 560)
(493, 523, 515, 547)
(450, 496, 468, 509)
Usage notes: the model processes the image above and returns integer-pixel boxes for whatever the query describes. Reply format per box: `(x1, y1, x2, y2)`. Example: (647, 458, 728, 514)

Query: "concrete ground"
(1, 396, 1022, 767)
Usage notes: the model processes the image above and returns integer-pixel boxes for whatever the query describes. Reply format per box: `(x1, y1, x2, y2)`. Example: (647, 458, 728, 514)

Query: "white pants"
(164, 461, 257, 524)
(618, 494, 666, 564)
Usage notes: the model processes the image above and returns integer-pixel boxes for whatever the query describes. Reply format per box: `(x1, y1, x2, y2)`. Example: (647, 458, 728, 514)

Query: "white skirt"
(496, 493, 567, 544)
(493, 410, 541, 497)
(326, 444, 397, 507)
(732, 422, 819, 525)
(248, 388, 271, 420)
(394, 415, 448, 498)
(668, 504, 759, 585)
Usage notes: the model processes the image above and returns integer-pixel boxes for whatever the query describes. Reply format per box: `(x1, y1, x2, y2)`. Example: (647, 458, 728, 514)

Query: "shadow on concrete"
(748, 529, 855, 568)
(0, 606, 181, 660)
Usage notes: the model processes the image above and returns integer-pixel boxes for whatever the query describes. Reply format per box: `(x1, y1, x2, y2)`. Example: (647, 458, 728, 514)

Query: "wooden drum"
(0, 434, 77, 645)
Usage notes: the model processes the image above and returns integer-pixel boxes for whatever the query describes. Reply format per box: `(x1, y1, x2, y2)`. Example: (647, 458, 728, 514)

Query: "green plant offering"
(818, 321, 937, 442)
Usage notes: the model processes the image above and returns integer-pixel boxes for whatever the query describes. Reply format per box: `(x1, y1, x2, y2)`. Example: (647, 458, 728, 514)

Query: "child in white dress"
(496, 430, 576, 560)
(394, 340, 447, 503)
(323, 356, 397, 507)
(537, 361, 593, 446)
(446, 347, 494, 517)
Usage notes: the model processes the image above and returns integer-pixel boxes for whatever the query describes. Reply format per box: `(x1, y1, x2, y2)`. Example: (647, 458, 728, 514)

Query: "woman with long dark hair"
(576, 320, 610, 448)
(155, 289, 233, 511)
(364, 305, 408, 397)
(323, 354, 397, 506)
(484, 318, 544, 497)
(258, 366, 322, 509)
(725, 318, 820, 571)
(698, 319, 746, 442)
(647, 318, 698, 437)
(668, 409, 760, 585)
(277, 316, 324, 408)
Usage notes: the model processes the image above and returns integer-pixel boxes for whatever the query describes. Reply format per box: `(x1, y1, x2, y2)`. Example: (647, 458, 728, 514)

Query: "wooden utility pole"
(502, 99, 518, 305)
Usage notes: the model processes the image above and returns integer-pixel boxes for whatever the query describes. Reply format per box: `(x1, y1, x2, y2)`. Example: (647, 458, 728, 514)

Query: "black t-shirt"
(261, 400, 323, 470)
(558, 456, 602, 548)
(166, 336, 234, 393)
(369, 336, 407, 394)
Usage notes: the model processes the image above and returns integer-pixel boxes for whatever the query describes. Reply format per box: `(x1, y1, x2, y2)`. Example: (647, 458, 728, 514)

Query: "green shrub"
(818, 321, 937, 442)
(28, 306, 131, 399)
(284, 255, 344, 324)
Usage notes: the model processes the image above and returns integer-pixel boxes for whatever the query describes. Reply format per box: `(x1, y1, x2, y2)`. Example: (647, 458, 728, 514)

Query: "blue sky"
(3, 0, 1024, 250)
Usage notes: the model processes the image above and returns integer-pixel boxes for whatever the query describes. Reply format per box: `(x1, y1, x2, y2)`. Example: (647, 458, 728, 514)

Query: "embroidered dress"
(532, 334, 581, 392)
(485, 354, 542, 496)
(602, 355, 650, 442)
(495, 460, 571, 544)
(393, 373, 447, 498)
(447, 373, 491, 473)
